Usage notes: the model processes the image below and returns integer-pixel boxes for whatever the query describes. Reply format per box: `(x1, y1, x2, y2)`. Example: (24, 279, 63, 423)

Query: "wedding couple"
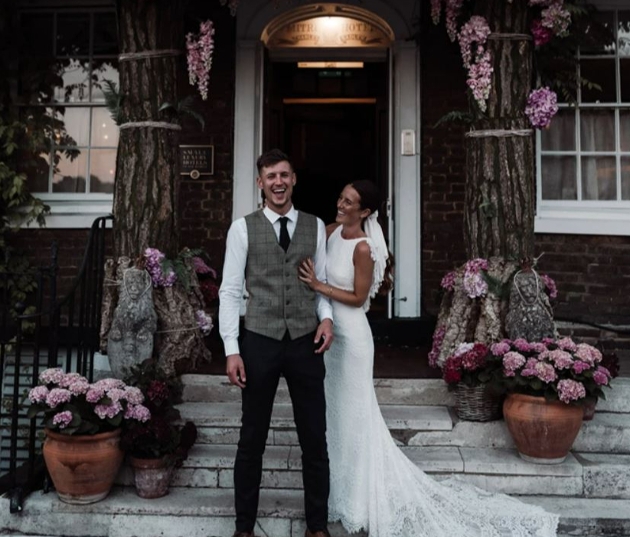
(219, 149, 559, 537)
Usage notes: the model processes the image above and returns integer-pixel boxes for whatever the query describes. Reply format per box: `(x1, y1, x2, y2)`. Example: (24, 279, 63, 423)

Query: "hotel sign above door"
(267, 16, 389, 48)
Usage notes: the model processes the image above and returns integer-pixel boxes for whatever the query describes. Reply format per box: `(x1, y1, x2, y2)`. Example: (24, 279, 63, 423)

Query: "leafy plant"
(159, 95, 205, 130)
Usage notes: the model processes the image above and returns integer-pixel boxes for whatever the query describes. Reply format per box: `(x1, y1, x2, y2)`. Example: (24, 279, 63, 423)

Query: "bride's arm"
(298, 241, 374, 308)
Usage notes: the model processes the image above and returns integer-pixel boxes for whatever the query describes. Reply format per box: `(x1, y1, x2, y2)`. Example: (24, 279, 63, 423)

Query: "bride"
(298, 180, 559, 537)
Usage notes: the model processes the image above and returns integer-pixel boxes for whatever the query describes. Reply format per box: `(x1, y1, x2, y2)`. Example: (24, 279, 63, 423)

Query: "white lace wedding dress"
(324, 226, 559, 537)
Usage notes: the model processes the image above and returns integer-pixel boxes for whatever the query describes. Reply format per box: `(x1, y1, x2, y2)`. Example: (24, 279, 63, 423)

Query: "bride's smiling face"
(336, 185, 370, 226)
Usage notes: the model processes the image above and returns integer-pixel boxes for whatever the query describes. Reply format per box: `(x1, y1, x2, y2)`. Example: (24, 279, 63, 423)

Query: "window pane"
(621, 59, 630, 102)
(58, 107, 90, 146)
(580, 59, 616, 103)
(581, 156, 616, 200)
(56, 14, 90, 56)
(622, 111, 630, 151)
(542, 109, 575, 151)
(541, 156, 577, 200)
(580, 11, 615, 55)
(21, 13, 54, 56)
(622, 157, 630, 199)
(54, 59, 90, 103)
(93, 13, 117, 56)
(91, 108, 119, 147)
(619, 11, 630, 57)
(53, 151, 87, 193)
(91, 60, 119, 102)
(580, 110, 615, 151)
(89, 149, 116, 193)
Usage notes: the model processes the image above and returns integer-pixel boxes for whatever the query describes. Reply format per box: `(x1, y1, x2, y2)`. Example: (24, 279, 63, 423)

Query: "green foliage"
(159, 95, 206, 130)
(160, 247, 205, 291)
(102, 79, 123, 125)
(433, 110, 473, 128)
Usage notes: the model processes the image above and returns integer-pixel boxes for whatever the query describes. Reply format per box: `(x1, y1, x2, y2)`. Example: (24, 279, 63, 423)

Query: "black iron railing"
(0, 215, 112, 512)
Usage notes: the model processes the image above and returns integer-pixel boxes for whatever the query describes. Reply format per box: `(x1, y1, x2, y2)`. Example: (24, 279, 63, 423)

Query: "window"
(536, 8, 630, 235)
(18, 8, 118, 226)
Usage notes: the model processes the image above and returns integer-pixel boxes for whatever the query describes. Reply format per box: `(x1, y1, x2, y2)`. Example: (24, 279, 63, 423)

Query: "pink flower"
(574, 343, 602, 365)
(124, 386, 145, 405)
(125, 404, 151, 422)
(540, 273, 558, 299)
(534, 361, 558, 384)
(192, 257, 217, 278)
(556, 337, 577, 352)
(93, 378, 125, 391)
(196, 309, 214, 336)
(86, 386, 105, 403)
(29, 385, 49, 404)
(94, 401, 123, 420)
(531, 19, 553, 46)
(547, 349, 574, 370)
(557, 379, 586, 403)
(68, 380, 90, 396)
(107, 388, 126, 403)
(440, 271, 457, 291)
(144, 247, 177, 287)
(428, 326, 446, 368)
(541, 2, 571, 37)
(186, 20, 215, 100)
(39, 368, 65, 386)
(46, 388, 72, 408)
(503, 351, 526, 376)
(513, 338, 532, 352)
(572, 360, 591, 374)
(491, 341, 511, 356)
(52, 411, 74, 429)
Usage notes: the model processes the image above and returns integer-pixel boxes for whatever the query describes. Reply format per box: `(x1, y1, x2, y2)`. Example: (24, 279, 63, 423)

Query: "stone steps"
(2, 488, 630, 537)
(114, 443, 630, 499)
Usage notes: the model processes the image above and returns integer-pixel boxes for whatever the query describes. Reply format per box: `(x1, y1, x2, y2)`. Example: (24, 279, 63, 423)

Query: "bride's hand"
(298, 258, 320, 290)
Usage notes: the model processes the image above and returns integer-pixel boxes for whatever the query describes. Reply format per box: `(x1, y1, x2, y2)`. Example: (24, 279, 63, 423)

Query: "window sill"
(535, 207, 630, 236)
(34, 200, 113, 229)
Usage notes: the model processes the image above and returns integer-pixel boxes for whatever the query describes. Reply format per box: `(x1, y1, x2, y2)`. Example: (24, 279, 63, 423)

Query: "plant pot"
(503, 393, 583, 464)
(43, 428, 124, 504)
(455, 383, 502, 422)
(582, 398, 597, 421)
(130, 455, 174, 498)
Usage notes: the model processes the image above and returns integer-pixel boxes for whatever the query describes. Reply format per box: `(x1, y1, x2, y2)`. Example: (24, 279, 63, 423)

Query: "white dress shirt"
(219, 205, 332, 356)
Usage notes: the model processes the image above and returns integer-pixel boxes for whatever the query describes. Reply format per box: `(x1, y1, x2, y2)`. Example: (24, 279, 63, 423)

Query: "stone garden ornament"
(108, 267, 158, 379)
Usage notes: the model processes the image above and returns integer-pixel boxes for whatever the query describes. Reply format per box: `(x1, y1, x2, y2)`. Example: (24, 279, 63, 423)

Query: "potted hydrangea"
(121, 359, 197, 498)
(492, 337, 613, 463)
(27, 368, 151, 504)
(441, 342, 504, 421)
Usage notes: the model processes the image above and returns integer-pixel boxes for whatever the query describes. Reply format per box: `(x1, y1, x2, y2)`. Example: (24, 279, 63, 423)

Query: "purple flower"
(556, 337, 577, 352)
(440, 271, 457, 291)
(593, 366, 611, 386)
(192, 257, 217, 278)
(541, 2, 571, 37)
(574, 343, 602, 365)
(68, 380, 90, 396)
(52, 410, 74, 429)
(58, 372, 87, 388)
(503, 351, 526, 376)
(540, 273, 558, 299)
(491, 341, 511, 356)
(534, 361, 558, 384)
(572, 360, 591, 374)
(428, 326, 446, 368)
(521, 358, 540, 377)
(124, 386, 145, 405)
(196, 309, 214, 336)
(86, 386, 106, 403)
(107, 388, 126, 403)
(28, 385, 49, 404)
(46, 388, 72, 408)
(93, 378, 125, 391)
(525, 87, 559, 129)
(186, 20, 215, 100)
(513, 338, 532, 352)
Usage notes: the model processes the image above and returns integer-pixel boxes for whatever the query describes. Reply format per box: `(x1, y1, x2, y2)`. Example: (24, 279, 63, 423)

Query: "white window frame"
(19, 6, 117, 229)
(535, 3, 630, 236)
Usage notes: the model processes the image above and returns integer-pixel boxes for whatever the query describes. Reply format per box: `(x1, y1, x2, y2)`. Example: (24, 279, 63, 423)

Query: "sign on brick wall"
(180, 145, 214, 179)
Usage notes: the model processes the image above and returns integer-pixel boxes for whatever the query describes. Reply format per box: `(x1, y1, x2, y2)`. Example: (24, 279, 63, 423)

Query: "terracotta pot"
(43, 428, 124, 504)
(503, 393, 583, 464)
(130, 456, 174, 499)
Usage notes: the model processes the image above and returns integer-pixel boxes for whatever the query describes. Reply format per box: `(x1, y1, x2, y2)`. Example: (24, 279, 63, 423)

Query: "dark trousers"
(234, 329, 329, 533)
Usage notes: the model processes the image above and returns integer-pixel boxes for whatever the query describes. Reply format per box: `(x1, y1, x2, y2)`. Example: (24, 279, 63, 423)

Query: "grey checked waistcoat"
(244, 210, 318, 341)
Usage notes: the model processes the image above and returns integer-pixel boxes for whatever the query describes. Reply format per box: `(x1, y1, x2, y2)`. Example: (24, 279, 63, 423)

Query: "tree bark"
(113, 0, 184, 259)
(464, 0, 535, 261)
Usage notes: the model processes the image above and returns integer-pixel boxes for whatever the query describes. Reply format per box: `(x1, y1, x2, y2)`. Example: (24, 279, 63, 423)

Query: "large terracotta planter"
(130, 456, 174, 499)
(43, 428, 124, 504)
(503, 393, 583, 464)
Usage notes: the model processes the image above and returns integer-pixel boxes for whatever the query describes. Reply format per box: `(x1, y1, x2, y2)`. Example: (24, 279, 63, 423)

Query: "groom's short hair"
(257, 149, 292, 175)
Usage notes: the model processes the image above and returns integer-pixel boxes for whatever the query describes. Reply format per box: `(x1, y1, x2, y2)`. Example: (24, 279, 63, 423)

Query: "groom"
(219, 148, 334, 537)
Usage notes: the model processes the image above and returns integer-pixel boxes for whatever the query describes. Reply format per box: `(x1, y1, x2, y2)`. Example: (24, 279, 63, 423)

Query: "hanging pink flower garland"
(431, 0, 571, 127)
(186, 20, 215, 101)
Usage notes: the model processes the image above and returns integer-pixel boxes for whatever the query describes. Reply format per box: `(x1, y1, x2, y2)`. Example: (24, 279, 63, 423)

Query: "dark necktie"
(278, 216, 290, 252)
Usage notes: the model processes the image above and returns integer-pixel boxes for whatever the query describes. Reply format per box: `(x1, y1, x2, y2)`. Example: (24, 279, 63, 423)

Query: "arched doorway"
(233, 0, 422, 319)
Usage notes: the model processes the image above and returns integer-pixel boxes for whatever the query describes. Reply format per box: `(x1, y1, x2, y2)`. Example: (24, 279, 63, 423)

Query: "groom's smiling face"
(257, 160, 296, 215)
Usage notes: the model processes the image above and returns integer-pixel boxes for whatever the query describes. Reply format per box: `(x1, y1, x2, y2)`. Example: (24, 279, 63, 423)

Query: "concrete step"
(115, 444, 630, 499)
(178, 401, 630, 454)
(2, 487, 630, 537)
(181, 375, 630, 412)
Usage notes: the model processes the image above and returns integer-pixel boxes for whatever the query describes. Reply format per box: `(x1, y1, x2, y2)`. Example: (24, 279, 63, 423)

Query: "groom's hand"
(314, 318, 333, 354)
(226, 354, 247, 389)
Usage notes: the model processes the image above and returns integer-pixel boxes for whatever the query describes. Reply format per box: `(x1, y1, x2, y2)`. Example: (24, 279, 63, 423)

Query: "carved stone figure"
(505, 270, 556, 342)
(107, 267, 158, 379)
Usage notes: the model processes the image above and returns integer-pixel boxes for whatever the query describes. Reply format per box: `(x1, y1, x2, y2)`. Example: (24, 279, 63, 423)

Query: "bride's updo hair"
(349, 180, 394, 295)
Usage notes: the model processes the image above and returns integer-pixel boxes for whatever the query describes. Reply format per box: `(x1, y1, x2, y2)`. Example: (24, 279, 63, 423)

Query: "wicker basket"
(455, 384, 503, 422)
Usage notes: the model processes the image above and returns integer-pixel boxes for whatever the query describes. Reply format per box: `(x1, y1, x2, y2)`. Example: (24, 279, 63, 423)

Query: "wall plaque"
(180, 145, 214, 179)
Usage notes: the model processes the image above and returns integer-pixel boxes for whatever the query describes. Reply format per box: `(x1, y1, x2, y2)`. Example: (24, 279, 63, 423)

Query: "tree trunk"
(113, 0, 184, 259)
(464, 0, 534, 261)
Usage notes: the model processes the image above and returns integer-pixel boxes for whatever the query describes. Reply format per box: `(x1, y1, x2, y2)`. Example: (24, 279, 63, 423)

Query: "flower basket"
(455, 384, 502, 422)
